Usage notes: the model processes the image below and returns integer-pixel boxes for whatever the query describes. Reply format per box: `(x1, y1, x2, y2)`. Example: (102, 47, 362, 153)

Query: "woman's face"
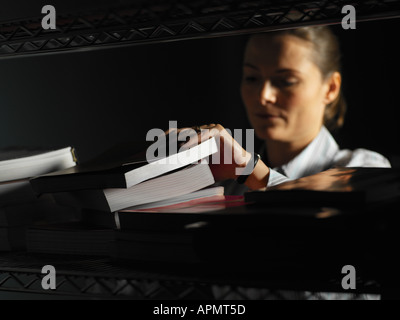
(241, 33, 333, 144)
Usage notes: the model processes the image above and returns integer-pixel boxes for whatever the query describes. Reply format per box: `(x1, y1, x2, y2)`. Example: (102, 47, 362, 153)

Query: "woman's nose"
(260, 81, 277, 105)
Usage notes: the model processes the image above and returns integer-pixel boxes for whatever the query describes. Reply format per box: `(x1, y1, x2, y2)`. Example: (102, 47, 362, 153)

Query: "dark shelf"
(1, 0, 400, 58)
(0, 251, 382, 299)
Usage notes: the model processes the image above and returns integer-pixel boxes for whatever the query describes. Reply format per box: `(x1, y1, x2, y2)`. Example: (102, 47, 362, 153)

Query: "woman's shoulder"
(333, 148, 391, 168)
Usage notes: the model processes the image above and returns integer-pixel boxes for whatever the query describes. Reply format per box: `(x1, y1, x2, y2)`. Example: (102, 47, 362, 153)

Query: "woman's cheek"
(279, 90, 300, 110)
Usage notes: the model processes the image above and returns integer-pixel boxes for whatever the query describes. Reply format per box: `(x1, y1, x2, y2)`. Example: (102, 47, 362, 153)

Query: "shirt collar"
(259, 126, 340, 180)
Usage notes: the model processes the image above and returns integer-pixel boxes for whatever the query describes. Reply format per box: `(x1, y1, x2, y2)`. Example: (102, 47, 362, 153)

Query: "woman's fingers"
(175, 124, 223, 150)
(163, 123, 252, 181)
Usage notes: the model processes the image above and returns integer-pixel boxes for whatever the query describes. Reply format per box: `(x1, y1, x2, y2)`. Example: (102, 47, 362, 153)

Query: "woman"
(177, 26, 390, 195)
(174, 26, 390, 300)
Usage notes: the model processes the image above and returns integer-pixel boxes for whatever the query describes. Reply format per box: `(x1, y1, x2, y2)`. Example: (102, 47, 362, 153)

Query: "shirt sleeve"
(267, 168, 290, 187)
(333, 148, 392, 168)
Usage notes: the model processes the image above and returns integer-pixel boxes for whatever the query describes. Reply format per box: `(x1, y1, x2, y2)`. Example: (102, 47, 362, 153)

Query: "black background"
(0, 2, 399, 166)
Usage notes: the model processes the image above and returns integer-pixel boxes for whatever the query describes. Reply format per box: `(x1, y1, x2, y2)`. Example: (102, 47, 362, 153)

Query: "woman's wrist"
(233, 151, 270, 190)
(235, 152, 260, 184)
(244, 159, 270, 190)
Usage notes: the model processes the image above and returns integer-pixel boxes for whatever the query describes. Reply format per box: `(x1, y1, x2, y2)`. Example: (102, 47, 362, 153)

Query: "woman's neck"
(265, 128, 321, 168)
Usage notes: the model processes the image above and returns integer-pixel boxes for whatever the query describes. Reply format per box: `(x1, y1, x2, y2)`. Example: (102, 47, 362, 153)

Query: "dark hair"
(247, 26, 346, 131)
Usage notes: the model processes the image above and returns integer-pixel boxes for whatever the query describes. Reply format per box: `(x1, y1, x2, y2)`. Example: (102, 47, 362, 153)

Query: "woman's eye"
(243, 75, 259, 83)
(276, 78, 298, 87)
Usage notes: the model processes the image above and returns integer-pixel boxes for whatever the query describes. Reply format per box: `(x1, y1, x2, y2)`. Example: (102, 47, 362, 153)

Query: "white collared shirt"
(221, 126, 391, 195)
(267, 125, 391, 187)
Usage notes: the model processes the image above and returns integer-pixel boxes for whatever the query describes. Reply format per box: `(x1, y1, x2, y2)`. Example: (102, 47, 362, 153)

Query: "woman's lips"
(255, 113, 281, 119)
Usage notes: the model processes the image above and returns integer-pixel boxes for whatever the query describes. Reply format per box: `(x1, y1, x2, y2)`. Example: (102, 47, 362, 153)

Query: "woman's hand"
(188, 123, 252, 181)
(166, 124, 269, 189)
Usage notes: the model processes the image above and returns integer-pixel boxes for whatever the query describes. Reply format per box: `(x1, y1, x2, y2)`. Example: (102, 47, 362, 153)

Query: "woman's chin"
(255, 126, 284, 141)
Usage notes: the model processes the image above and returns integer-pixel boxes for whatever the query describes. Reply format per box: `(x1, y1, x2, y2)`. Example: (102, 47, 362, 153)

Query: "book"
(244, 167, 400, 207)
(81, 208, 118, 229)
(0, 196, 81, 227)
(114, 195, 246, 231)
(53, 162, 216, 212)
(110, 224, 207, 263)
(0, 179, 79, 226)
(26, 221, 114, 256)
(29, 137, 218, 193)
(122, 186, 225, 211)
(0, 146, 76, 183)
(80, 186, 225, 228)
(109, 239, 201, 263)
(80, 193, 243, 231)
(0, 146, 78, 230)
(0, 179, 38, 206)
(115, 228, 196, 244)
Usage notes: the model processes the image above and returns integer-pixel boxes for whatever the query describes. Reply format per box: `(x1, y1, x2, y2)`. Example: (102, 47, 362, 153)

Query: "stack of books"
(26, 221, 114, 257)
(0, 147, 78, 251)
(23, 149, 400, 264)
(26, 137, 223, 257)
(30, 137, 219, 212)
(244, 167, 400, 208)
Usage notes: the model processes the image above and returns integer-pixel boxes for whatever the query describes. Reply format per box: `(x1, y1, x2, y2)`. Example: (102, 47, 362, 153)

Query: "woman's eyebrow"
(243, 63, 258, 69)
(275, 68, 301, 75)
(243, 64, 301, 75)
